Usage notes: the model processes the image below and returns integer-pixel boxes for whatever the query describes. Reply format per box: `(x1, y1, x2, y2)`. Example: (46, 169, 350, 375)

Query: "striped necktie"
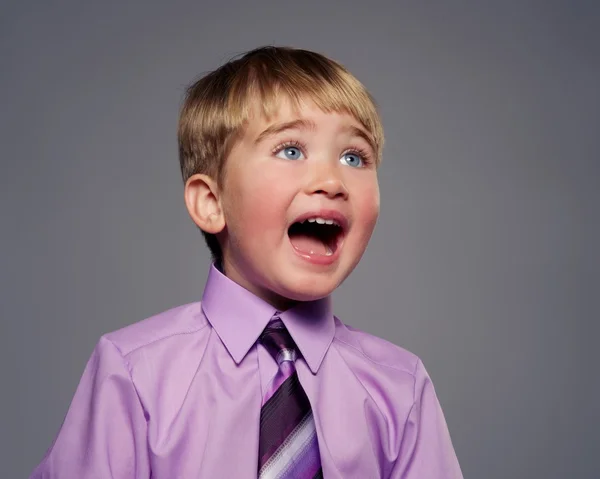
(258, 318, 323, 479)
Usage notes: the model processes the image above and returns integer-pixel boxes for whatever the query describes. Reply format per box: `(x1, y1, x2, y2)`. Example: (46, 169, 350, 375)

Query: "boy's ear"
(184, 174, 225, 234)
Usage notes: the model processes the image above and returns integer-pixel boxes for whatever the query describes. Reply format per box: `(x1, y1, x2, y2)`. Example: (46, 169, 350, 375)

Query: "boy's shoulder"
(332, 316, 421, 378)
(103, 302, 208, 357)
(100, 303, 421, 379)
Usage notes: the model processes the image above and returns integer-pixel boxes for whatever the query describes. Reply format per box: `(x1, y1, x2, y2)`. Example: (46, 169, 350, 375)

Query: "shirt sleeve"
(390, 359, 463, 479)
(30, 336, 150, 478)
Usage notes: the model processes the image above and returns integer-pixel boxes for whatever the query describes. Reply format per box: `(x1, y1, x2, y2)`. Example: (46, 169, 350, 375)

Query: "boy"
(31, 46, 463, 478)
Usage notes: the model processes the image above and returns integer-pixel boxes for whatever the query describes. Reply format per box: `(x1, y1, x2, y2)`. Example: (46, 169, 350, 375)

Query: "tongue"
(289, 233, 329, 255)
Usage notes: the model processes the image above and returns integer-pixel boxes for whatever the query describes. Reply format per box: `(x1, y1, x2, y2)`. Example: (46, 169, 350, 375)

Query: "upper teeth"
(303, 217, 339, 226)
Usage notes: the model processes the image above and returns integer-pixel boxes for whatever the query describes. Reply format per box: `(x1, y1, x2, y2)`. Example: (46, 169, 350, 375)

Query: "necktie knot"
(259, 318, 298, 366)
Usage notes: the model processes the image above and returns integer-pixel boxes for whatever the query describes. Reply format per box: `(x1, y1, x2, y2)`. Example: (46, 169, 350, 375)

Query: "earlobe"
(184, 174, 226, 234)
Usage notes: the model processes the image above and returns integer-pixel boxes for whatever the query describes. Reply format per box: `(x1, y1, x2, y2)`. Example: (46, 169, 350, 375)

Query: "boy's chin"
(274, 277, 342, 303)
(272, 260, 359, 304)
(280, 289, 332, 303)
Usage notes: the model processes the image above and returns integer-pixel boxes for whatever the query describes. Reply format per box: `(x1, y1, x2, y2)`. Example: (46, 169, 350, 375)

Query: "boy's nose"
(305, 167, 349, 200)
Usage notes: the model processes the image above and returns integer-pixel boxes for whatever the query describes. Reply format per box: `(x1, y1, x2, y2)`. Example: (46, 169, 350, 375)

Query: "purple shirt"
(31, 264, 463, 478)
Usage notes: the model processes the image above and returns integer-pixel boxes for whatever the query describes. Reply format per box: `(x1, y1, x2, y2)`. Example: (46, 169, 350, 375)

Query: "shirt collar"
(201, 263, 335, 373)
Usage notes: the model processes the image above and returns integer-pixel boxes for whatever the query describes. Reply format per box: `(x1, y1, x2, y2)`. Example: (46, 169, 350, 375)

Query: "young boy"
(31, 46, 463, 478)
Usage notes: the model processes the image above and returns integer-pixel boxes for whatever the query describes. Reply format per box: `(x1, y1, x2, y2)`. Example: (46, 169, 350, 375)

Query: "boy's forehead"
(248, 94, 317, 124)
(244, 95, 368, 140)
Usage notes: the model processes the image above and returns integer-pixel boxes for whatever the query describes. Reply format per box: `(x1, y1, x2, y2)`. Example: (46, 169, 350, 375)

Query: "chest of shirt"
(131, 332, 411, 478)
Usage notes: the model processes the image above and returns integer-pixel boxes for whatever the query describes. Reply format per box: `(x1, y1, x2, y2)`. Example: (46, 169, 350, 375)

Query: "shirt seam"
(116, 322, 210, 358)
(102, 336, 134, 376)
(332, 336, 418, 377)
(101, 336, 148, 415)
(396, 358, 420, 472)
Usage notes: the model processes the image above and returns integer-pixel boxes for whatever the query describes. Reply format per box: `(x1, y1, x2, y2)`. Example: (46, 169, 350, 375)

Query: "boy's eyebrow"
(254, 119, 316, 144)
(344, 125, 377, 154)
(254, 118, 376, 153)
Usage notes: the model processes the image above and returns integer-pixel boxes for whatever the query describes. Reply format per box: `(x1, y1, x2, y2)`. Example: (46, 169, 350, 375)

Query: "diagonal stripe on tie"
(259, 372, 311, 465)
(258, 318, 322, 478)
(259, 411, 319, 478)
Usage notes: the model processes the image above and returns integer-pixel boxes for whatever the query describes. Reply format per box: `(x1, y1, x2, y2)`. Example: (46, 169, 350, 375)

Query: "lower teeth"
(307, 247, 333, 256)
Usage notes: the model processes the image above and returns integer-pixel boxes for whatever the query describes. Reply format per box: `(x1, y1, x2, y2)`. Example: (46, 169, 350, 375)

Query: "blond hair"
(178, 46, 384, 259)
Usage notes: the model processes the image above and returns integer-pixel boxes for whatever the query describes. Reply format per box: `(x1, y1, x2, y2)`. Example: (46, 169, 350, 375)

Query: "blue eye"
(340, 152, 363, 168)
(276, 146, 304, 160)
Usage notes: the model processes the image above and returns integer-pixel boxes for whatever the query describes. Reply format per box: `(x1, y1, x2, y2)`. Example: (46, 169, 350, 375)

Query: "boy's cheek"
(353, 197, 380, 244)
(230, 196, 286, 243)
(356, 183, 380, 222)
(224, 174, 283, 221)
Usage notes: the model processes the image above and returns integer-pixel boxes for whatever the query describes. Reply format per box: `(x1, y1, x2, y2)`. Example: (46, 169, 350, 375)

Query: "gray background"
(1, 1, 598, 478)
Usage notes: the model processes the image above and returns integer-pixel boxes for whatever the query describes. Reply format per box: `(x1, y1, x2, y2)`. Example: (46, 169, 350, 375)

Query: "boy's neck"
(216, 258, 300, 312)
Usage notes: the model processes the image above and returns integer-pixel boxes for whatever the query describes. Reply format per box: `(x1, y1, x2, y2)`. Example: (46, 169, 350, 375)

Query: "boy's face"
(218, 97, 380, 309)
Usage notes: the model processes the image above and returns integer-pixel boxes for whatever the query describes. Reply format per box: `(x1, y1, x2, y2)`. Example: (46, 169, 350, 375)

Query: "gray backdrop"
(2, 1, 598, 478)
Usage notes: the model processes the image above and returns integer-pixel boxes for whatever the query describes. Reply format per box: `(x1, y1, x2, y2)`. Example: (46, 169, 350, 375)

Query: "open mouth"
(287, 217, 345, 257)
